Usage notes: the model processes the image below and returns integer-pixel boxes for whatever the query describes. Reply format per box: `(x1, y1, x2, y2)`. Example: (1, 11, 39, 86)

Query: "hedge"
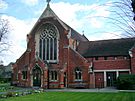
(116, 74, 135, 90)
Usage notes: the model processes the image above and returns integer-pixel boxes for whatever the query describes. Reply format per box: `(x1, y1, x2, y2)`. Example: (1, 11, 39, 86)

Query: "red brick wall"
(131, 48, 135, 74)
(131, 58, 135, 74)
(12, 63, 18, 82)
(68, 48, 90, 88)
(94, 59, 130, 70)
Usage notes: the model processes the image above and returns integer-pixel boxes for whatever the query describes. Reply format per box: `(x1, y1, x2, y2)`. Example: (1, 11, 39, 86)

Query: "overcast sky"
(0, 0, 134, 65)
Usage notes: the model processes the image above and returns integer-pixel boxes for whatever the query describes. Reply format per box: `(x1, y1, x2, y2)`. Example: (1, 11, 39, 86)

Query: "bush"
(0, 78, 11, 83)
(6, 92, 14, 97)
(116, 74, 135, 90)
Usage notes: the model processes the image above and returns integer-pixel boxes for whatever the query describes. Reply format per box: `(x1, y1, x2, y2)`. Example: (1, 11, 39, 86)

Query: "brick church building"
(12, 2, 135, 89)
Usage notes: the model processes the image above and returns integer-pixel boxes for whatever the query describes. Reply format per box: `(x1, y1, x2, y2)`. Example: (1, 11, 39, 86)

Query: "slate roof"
(78, 38, 135, 57)
(70, 28, 88, 41)
(59, 20, 88, 41)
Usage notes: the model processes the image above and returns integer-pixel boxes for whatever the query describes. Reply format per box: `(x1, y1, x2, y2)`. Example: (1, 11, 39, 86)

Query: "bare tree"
(131, 0, 135, 20)
(0, 0, 10, 55)
(0, 17, 10, 54)
(110, 0, 135, 37)
(89, 0, 135, 38)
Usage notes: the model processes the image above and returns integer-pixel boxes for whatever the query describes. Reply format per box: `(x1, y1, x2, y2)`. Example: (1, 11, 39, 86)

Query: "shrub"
(0, 78, 11, 83)
(0, 94, 7, 98)
(6, 92, 13, 97)
(116, 74, 135, 90)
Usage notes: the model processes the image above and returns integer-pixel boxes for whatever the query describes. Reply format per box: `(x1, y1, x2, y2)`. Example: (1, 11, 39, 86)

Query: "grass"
(0, 92, 135, 101)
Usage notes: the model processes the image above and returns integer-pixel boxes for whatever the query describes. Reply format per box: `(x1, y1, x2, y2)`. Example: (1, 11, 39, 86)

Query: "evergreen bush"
(116, 74, 135, 90)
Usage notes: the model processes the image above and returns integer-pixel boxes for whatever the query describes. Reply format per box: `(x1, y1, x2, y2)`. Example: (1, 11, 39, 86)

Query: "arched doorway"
(32, 66, 42, 87)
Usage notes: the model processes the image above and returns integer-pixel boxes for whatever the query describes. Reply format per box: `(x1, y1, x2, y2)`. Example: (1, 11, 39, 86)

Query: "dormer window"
(39, 23, 59, 63)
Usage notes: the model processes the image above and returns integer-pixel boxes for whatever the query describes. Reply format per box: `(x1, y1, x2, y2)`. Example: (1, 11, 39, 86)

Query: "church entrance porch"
(32, 66, 42, 87)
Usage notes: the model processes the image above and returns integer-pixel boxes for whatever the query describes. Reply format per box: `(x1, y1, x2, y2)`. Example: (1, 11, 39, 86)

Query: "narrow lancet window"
(75, 68, 82, 81)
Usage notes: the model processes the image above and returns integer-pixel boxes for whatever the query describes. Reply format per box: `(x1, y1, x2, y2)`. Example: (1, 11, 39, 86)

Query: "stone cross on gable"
(47, 0, 51, 4)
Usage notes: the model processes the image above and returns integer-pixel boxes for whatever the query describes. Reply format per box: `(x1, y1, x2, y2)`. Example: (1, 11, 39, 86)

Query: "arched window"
(39, 23, 58, 63)
(75, 68, 82, 81)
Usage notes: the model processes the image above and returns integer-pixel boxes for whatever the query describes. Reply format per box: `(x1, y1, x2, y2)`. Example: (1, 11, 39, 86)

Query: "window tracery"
(39, 23, 58, 63)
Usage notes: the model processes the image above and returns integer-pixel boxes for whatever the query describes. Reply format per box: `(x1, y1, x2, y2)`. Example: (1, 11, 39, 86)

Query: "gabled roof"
(29, 4, 88, 42)
(70, 29, 89, 41)
(40, 4, 58, 19)
(78, 38, 135, 57)
(39, 4, 69, 30)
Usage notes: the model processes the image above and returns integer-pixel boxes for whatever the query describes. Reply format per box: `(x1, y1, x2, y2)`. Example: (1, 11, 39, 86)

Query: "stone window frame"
(50, 70, 58, 82)
(74, 67, 82, 81)
(39, 23, 59, 63)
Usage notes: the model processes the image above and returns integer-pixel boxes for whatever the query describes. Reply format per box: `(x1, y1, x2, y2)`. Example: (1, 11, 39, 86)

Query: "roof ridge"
(89, 37, 135, 43)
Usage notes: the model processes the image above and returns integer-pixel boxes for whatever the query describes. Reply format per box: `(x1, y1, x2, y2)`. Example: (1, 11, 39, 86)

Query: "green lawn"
(0, 92, 135, 101)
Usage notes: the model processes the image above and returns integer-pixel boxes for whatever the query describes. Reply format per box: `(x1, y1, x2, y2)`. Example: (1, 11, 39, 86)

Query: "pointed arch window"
(39, 23, 58, 63)
(75, 68, 82, 81)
